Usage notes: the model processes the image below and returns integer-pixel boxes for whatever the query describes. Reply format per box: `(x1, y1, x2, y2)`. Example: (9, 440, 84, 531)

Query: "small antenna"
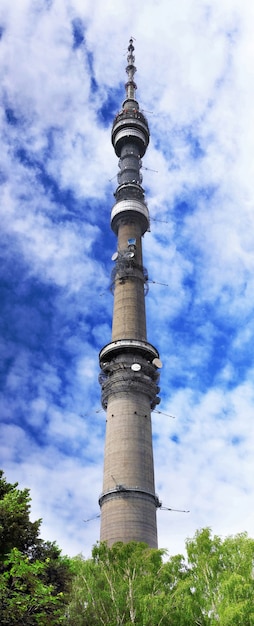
(160, 506, 190, 513)
(148, 280, 169, 287)
(143, 166, 158, 173)
(83, 514, 100, 523)
(80, 408, 104, 418)
(153, 410, 176, 419)
(150, 217, 170, 224)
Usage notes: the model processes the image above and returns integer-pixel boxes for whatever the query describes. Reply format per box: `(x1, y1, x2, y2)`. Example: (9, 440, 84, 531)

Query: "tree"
(0, 470, 41, 560)
(161, 528, 254, 625)
(65, 541, 168, 626)
(65, 529, 254, 626)
(0, 470, 72, 625)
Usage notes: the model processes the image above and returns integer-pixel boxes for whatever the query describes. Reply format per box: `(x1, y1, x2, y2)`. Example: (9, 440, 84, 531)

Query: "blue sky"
(1, 0, 254, 557)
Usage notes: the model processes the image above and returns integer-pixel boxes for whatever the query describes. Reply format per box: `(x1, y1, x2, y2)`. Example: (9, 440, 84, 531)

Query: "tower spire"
(98, 39, 162, 548)
(125, 37, 137, 101)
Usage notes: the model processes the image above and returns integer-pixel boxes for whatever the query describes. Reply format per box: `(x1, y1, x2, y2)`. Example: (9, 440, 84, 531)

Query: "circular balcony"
(112, 109, 149, 157)
(111, 198, 149, 235)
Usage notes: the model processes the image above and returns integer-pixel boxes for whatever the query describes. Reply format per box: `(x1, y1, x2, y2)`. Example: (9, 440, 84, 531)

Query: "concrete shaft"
(100, 391, 158, 547)
(100, 495, 158, 547)
(100, 216, 158, 547)
(112, 222, 147, 341)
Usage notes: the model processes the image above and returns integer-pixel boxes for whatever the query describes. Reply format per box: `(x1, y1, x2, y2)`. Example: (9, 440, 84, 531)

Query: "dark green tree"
(0, 470, 41, 560)
(0, 470, 73, 625)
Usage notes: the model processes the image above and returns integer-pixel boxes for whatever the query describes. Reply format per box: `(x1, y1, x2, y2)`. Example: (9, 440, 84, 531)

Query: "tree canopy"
(0, 470, 72, 625)
(65, 529, 254, 626)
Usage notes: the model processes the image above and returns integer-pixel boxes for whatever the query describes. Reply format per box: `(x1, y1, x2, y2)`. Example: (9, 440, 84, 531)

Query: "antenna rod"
(125, 37, 137, 100)
(160, 506, 190, 513)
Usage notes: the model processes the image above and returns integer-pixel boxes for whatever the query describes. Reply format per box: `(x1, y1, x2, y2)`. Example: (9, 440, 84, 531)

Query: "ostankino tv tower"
(98, 39, 162, 548)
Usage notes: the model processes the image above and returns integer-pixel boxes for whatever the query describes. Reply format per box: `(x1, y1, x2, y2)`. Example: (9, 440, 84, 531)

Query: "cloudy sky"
(1, 0, 254, 558)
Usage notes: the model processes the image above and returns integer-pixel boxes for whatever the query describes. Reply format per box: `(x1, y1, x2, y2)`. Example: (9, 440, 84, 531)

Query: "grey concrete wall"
(112, 222, 147, 341)
(100, 390, 158, 547)
(100, 495, 158, 548)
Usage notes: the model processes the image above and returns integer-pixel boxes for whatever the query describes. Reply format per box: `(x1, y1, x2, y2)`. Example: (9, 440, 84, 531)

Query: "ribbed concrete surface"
(117, 223, 143, 260)
(100, 391, 158, 547)
(100, 496, 158, 548)
(112, 222, 147, 341)
(112, 277, 147, 341)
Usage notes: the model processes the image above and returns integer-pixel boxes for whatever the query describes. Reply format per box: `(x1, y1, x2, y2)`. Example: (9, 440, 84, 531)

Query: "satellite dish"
(131, 363, 141, 371)
(111, 252, 118, 261)
(126, 251, 135, 259)
(152, 358, 163, 369)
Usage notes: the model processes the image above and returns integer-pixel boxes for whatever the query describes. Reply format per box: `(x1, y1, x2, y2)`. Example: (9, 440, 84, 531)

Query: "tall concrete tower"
(98, 39, 162, 548)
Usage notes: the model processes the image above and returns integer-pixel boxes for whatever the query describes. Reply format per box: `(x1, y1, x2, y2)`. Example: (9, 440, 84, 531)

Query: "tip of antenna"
(125, 37, 137, 100)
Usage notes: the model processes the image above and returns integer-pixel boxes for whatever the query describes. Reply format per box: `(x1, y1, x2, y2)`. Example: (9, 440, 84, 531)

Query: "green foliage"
(65, 529, 254, 626)
(0, 470, 41, 560)
(0, 548, 66, 625)
(0, 470, 73, 625)
(182, 528, 254, 625)
(65, 541, 167, 626)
